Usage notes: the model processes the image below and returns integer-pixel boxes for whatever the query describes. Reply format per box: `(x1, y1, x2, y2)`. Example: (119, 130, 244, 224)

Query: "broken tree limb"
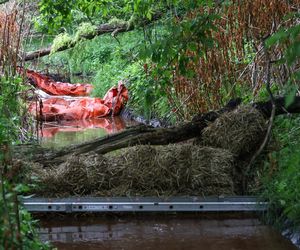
(36, 96, 300, 166)
(253, 96, 300, 117)
(24, 14, 162, 61)
(24, 23, 132, 61)
(24, 46, 52, 61)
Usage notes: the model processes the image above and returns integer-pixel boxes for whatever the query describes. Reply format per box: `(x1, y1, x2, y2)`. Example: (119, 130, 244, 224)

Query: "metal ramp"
(20, 196, 267, 213)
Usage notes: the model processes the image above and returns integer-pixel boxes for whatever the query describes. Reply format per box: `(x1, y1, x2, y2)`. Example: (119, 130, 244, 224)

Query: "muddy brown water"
(38, 117, 296, 250)
(38, 214, 297, 250)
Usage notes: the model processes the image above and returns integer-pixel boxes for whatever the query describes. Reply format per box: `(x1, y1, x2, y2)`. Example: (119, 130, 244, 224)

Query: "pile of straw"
(28, 145, 235, 197)
(199, 106, 267, 156)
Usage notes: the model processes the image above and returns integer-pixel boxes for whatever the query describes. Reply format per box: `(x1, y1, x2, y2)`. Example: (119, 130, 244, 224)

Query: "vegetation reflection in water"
(39, 116, 136, 149)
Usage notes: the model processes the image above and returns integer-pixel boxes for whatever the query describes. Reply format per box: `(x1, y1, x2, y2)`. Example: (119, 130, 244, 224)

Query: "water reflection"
(38, 215, 297, 250)
(39, 116, 137, 148)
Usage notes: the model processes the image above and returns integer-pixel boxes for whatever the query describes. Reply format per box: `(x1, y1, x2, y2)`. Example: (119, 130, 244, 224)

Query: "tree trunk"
(24, 23, 132, 61)
(36, 96, 300, 166)
(24, 14, 162, 61)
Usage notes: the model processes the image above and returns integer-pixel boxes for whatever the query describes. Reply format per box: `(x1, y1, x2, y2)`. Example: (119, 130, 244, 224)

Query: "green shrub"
(0, 74, 50, 249)
(262, 115, 300, 228)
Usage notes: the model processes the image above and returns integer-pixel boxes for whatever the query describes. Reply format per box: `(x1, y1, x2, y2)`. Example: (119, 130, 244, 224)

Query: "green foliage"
(108, 17, 128, 27)
(36, 0, 208, 33)
(128, 74, 172, 120)
(0, 76, 22, 143)
(74, 22, 97, 42)
(262, 115, 300, 228)
(36, 0, 135, 33)
(138, 11, 217, 81)
(266, 24, 300, 66)
(266, 22, 300, 107)
(35, 1, 74, 33)
(51, 33, 73, 54)
(0, 180, 50, 250)
(0, 75, 48, 249)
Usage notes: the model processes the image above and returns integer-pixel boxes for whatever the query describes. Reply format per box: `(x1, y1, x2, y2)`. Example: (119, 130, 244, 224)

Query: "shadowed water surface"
(38, 214, 297, 250)
(39, 116, 137, 148)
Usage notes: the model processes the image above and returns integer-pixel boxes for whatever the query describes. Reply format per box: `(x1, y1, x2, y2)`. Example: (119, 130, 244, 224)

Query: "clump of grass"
(51, 33, 73, 54)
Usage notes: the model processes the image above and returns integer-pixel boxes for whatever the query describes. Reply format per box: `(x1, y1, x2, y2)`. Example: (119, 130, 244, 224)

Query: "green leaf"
(285, 85, 297, 108)
(266, 29, 288, 48)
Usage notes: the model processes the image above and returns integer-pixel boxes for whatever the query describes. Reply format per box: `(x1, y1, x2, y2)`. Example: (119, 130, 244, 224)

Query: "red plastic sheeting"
(25, 69, 93, 96)
(29, 81, 128, 121)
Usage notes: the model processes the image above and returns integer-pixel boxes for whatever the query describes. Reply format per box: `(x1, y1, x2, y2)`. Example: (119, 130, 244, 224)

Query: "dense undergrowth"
(263, 114, 300, 230)
(0, 4, 49, 249)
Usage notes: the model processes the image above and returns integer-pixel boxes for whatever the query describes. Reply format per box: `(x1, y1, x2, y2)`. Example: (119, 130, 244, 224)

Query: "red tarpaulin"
(25, 69, 93, 96)
(27, 70, 128, 121)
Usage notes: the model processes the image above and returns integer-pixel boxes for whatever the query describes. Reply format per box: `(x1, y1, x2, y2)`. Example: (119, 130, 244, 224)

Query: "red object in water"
(29, 77, 129, 121)
(25, 69, 93, 96)
(40, 117, 127, 138)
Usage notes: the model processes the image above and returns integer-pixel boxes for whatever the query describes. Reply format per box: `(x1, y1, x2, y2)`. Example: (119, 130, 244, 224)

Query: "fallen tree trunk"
(24, 14, 162, 61)
(37, 96, 300, 166)
(24, 23, 133, 61)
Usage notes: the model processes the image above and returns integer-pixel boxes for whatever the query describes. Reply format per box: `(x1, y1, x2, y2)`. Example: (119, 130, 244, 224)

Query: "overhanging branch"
(24, 23, 133, 61)
(24, 14, 162, 61)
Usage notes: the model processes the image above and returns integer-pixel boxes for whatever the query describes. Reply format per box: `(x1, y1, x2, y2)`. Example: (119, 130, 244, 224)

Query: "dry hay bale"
(27, 153, 108, 196)
(28, 144, 235, 197)
(25, 162, 65, 196)
(199, 106, 267, 156)
(110, 145, 235, 196)
(58, 153, 109, 195)
(105, 145, 160, 195)
(104, 144, 194, 196)
(191, 147, 235, 195)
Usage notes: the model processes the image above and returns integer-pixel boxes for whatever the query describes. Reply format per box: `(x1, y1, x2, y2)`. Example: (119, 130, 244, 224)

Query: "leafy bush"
(0, 75, 50, 249)
(262, 115, 300, 228)
(0, 180, 50, 249)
